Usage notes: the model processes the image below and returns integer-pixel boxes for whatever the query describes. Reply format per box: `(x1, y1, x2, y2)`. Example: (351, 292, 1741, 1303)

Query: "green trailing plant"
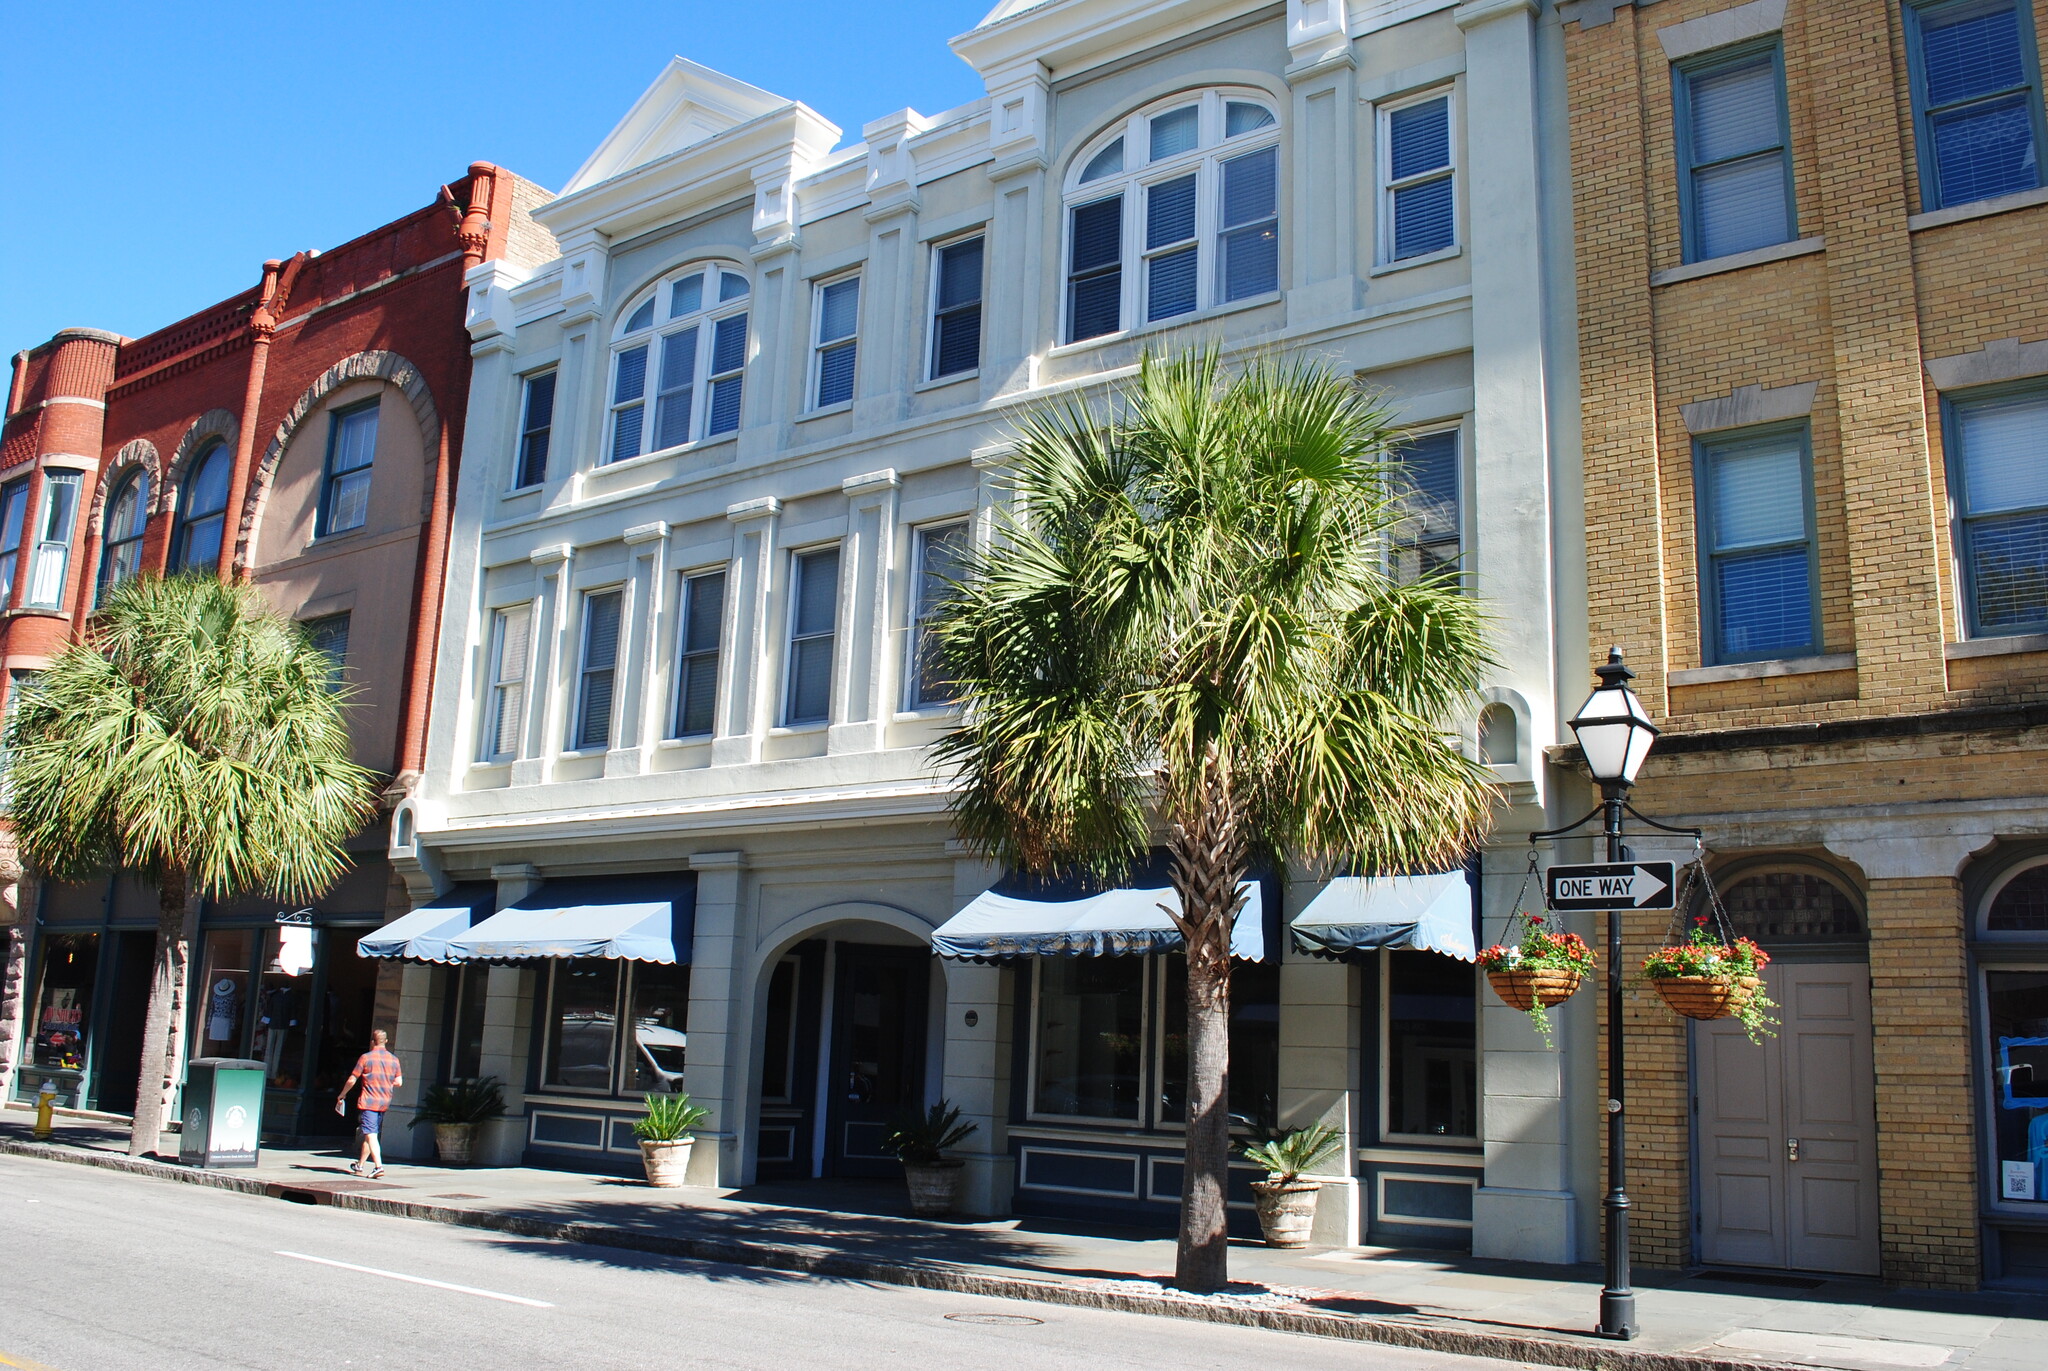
(1240, 1124, 1344, 1184)
(2, 574, 377, 1159)
(408, 1076, 507, 1128)
(631, 1091, 710, 1142)
(931, 348, 1495, 1290)
(882, 1100, 978, 1166)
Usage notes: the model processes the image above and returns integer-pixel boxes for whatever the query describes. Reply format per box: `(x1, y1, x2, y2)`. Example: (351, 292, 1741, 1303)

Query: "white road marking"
(275, 1250, 554, 1308)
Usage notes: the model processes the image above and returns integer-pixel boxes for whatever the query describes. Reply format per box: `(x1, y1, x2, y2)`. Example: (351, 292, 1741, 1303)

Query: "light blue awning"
(934, 881, 1266, 961)
(444, 876, 694, 963)
(357, 885, 492, 963)
(1291, 872, 1475, 962)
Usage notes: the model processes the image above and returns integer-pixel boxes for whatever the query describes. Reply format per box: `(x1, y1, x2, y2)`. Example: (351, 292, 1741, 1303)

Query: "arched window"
(97, 468, 149, 603)
(1987, 863, 2048, 934)
(173, 441, 232, 573)
(1712, 868, 1865, 943)
(1063, 90, 1281, 344)
(607, 263, 750, 464)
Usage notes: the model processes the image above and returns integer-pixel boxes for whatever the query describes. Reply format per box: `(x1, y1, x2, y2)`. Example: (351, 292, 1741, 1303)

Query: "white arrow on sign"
(1620, 865, 1669, 907)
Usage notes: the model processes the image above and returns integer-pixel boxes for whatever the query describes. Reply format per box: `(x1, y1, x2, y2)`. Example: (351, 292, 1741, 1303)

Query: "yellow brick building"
(1561, 0, 2048, 1287)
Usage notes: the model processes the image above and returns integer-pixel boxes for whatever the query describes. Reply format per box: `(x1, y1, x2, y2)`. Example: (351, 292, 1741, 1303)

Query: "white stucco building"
(385, 0, 1595, 1262)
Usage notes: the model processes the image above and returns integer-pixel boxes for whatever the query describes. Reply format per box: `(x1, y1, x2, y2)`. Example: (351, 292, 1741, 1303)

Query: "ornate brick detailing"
(162, 409, 240, 518)
(234, 351, 440, 570)
(88, 438, 162, 534)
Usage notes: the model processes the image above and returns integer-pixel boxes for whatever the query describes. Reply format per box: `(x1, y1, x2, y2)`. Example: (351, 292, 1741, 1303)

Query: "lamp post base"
(1597, 1290, 1639, 1340)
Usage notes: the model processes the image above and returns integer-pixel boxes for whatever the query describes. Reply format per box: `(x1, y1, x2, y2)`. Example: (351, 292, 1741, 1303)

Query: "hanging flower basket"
(1478, 916, 1595, 1048)
(1641, 915, 1777, 1042)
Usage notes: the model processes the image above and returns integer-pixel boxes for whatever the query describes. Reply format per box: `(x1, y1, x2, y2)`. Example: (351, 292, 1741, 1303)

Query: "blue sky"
(0, 2, 994, 352)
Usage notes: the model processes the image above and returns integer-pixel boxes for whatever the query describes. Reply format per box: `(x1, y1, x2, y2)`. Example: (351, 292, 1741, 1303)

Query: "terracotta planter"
(903, 1161, 963, 1218)
(1651, 974, 1760, 1021)
(433, 1122, 478, 1166)
(1486, 966, 1583, 1012)
(639, 1137, 694, 1188)
(1251, 1179, 1322, 1248)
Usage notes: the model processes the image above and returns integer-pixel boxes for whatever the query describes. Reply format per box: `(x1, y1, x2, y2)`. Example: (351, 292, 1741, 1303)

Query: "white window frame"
(26, 470, 81, 610)
(512, 369, 557, 490)
(1378, 951, 1481, 1146)
(904, 520, 970, 711)
(479, 602, 532, 763)
(1059, 88, 1282, 347)
(570, 586, 625, 753)
(1387, 422, 1466, 585)
(807, 272, 862, 414)
(1024, 955, 1153, 1127)
(606, 263, 751, 465)
(926, 234, 986, 382)
(1375, 86, 1460, 270)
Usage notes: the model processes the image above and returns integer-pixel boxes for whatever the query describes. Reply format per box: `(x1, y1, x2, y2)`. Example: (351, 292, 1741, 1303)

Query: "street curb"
(1, 1138, 1798, 1371)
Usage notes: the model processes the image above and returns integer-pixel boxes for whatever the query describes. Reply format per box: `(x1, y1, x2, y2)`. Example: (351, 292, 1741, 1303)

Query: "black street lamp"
(1566, 648, 1660, 1341)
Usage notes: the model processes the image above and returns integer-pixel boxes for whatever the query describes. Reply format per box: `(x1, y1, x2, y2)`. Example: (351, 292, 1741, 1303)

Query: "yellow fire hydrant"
(33, 1079, 58, 1139)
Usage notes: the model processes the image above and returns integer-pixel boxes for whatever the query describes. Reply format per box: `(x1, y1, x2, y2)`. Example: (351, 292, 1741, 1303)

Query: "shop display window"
(541, 960, 691, 1095)
(196, 930, 257, 1056)
(628, 961, 691, 1093)
(1033, 957, 1145, 1120)
(28, 932, 98, 1075)
(1159, 958, 1280, 1132)
(1986, 969, 2048, 1207)
(1385, 950, 1478, 1140)
(451, 963, 489, 1080)
(254, 927, 313, 1089)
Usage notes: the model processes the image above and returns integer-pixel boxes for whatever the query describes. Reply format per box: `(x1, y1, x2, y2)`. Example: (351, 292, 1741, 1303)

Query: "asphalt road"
(0, 1154, 1527, 1371)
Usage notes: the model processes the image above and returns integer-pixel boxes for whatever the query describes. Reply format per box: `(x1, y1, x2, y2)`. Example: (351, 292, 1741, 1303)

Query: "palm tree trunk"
(1170, 748, 1247, 1292)
(127, 869, 190, 1157)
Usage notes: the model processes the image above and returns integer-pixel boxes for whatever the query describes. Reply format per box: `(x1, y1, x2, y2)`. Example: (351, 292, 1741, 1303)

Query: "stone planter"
(902, 1161, 964, 1218)
(1652, 973, 1760, 1021)
(639, 1137, 694, 1188)
(1251, 1178, 1322, 1248)
(433, 1122, 478, 1166)
(1486, 966, 1583, 1012)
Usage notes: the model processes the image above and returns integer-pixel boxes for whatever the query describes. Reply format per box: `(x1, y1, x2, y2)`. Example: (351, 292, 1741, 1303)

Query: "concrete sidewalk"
(2, 1112, 2040, 1371)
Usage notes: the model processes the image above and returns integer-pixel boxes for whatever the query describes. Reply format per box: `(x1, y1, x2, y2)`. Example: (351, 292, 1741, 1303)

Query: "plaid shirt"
(351, 1047, 402, 1112)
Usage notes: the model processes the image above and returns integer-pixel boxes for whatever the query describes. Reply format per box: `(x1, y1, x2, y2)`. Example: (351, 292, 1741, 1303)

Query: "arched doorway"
(749, 906, 939, 1183)
(1692, 861, 1880, 1276)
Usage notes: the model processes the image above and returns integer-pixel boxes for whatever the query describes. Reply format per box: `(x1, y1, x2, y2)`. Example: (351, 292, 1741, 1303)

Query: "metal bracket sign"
(1546, 861, 1676, 911)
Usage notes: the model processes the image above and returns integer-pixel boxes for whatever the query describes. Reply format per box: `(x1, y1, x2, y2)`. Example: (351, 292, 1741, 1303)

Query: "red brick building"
(0, 164, 554, 1136)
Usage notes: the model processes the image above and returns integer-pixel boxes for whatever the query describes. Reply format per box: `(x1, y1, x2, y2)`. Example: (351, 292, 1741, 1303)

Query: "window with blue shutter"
(1389, 430, 1462, 584)
(609, 265, 749, 462)
(1906, 0, 2045, 211)
(1676, 42, 1796, 263)
(673, 570, 725, 738)
(1696, 427, 1819, 664)
(1948, 386, 2048, 636)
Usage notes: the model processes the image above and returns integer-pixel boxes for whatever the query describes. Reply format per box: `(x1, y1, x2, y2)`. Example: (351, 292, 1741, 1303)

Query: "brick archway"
(88, 438, 161, 535)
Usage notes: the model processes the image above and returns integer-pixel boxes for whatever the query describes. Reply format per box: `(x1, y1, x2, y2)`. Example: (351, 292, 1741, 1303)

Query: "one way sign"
(1546, 861, 1676, 911)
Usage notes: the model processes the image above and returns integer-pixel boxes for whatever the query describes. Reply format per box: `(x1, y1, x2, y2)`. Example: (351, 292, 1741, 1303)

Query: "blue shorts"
(358, 1109, 385, 1138)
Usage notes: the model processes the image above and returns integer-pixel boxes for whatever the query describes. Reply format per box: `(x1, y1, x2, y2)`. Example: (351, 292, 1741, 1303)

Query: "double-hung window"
(514, 371, 555, 489)
(929, 236, 984, 380)
(784, 548, 839, 726)
(1696, 426, 1819, 664)
(319, 401, 377, 537)
(573, 589, 623, 752)
(26, 472, 80, 609)
(303, 612, 350, 687)
(0, 480, 27, 606)
(1906, 0, 2046, 212)
(97, 469, 148, 604)
(907, 522, 969, 709)
(812, 275, 861, 410)
(1947, 385, 2048, 636)
(1063, 90, 1280, 344)
(481, 604, 531, 762)
(608, 265, 750, 464)
(1675, 42, 1796, 263)
(673, 570, 725, 738)
(1379, 90, 1457, 264)
(1389, 429, 1462, 584)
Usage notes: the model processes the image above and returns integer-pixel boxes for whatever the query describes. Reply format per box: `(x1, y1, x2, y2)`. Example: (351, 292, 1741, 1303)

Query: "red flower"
(1527, 914, 1544, 926)
(1694, 914, 1709, 926)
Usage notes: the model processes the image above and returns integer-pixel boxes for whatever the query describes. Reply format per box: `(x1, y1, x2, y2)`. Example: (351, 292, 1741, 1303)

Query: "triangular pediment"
(974, 0, 1060, 25)
(562, 57, 797, 196)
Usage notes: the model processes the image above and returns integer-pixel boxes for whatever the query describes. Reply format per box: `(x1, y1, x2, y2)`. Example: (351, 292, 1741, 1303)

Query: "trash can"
(179, 1058, 265, 1168)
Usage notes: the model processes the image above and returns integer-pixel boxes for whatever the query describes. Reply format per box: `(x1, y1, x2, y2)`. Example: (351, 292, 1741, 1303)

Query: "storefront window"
(451, 963, 489, 1080)
(1159, 958, 1280, 1132)
(1987, 969, 2048, 1207)
(1386, 950, 1477, 1139)
(545, 961, 620, 1091)
(196, 930, 256, 1056)
(254, 928, 313, 1089)
(28, 932, 98, 1076)
(1034, 957, 1145, 1119)
(629, 962, 691, 1093)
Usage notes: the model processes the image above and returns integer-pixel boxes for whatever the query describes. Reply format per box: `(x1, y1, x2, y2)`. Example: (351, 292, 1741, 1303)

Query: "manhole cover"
(944, 1313, 1044, 1326)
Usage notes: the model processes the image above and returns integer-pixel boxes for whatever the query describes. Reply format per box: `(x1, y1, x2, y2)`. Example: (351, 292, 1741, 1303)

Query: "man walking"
(336, 1028, 403, 1178)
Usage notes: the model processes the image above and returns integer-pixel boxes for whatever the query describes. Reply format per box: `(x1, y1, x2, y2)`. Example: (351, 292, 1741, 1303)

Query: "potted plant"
(408, 1076, 506, 1166)
(1642, 915, 1779, 1042)
(632, 1092, 710, 1187)
(1478, 914, 1596, 1047)
(1241, 1124, 1343, 1248)
(882, 1101, 978, 1217)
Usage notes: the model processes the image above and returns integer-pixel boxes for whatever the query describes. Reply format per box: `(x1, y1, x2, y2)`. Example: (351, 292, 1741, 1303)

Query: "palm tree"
(3, 575, 376, 1156)
(933, 350, 1496, 1291)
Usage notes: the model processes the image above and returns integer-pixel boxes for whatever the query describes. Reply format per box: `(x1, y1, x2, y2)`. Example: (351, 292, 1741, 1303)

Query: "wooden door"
(1696, 962, 1879, 1275)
